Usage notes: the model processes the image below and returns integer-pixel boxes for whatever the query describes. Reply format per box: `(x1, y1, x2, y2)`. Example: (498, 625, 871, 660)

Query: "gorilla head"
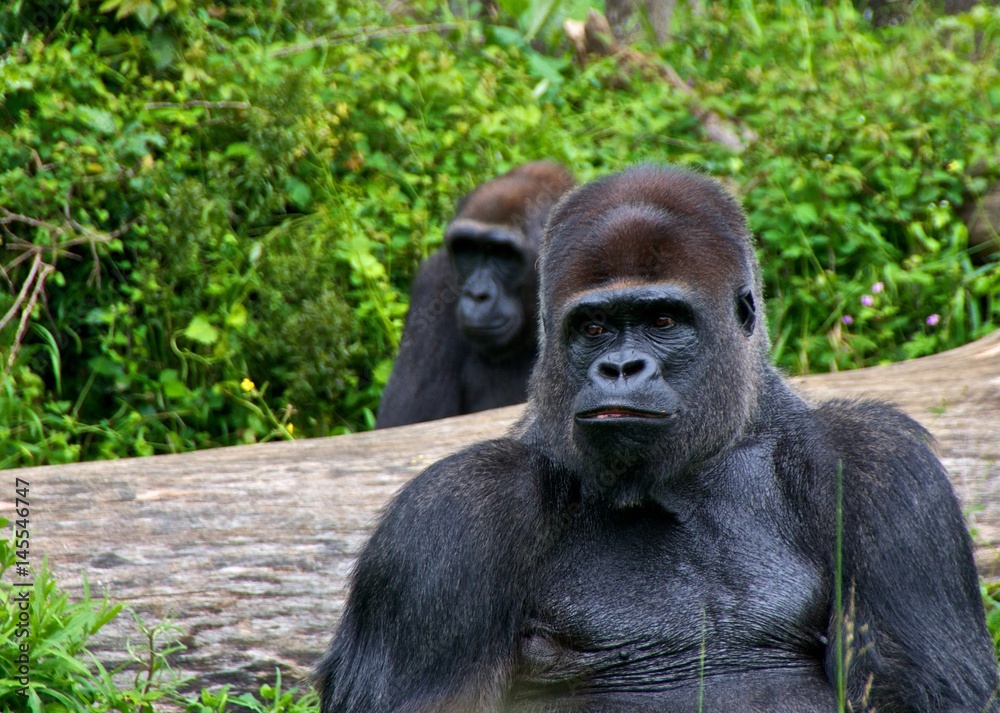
(374, 161, 574, 429)
(445, 161, 574, 356)
(526, 166, 768, 503)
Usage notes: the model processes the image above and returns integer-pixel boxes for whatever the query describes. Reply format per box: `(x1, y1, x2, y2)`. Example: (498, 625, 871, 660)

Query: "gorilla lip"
(464, 322, 513, 335)
(576, 407, 670, 420)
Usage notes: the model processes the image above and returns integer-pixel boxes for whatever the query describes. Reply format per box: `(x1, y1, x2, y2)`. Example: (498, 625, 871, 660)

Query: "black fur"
(318, 165, 998, 711)
(375, 161, 575, 428)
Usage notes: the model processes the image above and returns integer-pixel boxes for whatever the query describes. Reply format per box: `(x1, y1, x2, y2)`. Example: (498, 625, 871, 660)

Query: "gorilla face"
(564, 284, 697, 434)
(528, 166, 765, 497)
(447, 227, 535, 353)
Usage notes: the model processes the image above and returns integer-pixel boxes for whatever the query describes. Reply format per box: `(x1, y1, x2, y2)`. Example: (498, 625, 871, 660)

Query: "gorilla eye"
(652, 315, 675, 328)
(583, 322, 605, 337)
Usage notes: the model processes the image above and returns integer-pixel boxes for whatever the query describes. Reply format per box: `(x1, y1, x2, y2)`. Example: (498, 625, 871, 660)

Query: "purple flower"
(871, 282, 884, 294)
(842, 315, 854, 325)
(860, 295, 874, 307)
(926, 313, 940, 326)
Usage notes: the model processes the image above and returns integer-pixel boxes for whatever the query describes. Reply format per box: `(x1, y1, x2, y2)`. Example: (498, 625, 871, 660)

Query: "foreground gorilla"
(375, 161, 575, 428)
(318, 166, 997, 711)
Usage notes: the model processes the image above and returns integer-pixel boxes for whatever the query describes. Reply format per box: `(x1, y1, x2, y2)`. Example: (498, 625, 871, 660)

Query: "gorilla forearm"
(817, 401, 995, 711)
(316, 441, 570, 712)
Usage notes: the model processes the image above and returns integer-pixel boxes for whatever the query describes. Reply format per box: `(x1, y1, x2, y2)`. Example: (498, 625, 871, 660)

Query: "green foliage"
(0, 0, 390, 462)
(983, 580, 1000, 659)
(496, 0, 599, 43)
(0, 517, 185, 711)
(675, 1, 1000, 371)
(185, 672, 318, 713)
(0, 516, 320, 711)
(0, 0, 997, 464)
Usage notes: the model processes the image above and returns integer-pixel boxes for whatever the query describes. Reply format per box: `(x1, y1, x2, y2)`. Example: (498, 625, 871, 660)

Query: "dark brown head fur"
(447, 161, 576, 253)
(539, 165, 760, 322)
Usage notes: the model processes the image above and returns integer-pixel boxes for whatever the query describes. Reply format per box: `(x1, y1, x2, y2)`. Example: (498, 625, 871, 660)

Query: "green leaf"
(159, 369, 189, 399)
(384, 102, 406, 121)
(226, 304, 248, 329)
(183, 314, 220, 345)
(135, 1, 160, 27)
(522, 0, 559, 41)
(88, 356, 123, 377)
(287, 179, 313, 209)
(76, 106, 117, 135)
(225, 142, 256, 158)
(792, 203, 818, 225)
(527, 51, 566, 84)
(486, 25, 526, 48)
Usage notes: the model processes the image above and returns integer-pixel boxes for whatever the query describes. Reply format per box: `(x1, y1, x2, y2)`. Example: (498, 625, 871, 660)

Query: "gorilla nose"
(593, 352, 655, 382)
(463, 281, 496, 303)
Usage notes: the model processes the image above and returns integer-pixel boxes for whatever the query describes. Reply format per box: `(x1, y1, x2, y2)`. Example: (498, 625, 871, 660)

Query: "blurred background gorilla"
(321, 165, 997, 712)
(375, 161, 575, 428)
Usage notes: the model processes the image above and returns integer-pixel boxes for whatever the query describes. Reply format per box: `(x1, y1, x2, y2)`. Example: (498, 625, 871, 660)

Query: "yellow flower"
(946, 160, 961, 173)
(287, 423, 295, 435)
(240, 378, 255, 392)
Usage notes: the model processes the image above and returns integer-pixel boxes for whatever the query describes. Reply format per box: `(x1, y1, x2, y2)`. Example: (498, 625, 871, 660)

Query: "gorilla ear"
(736, 286, 756, 337)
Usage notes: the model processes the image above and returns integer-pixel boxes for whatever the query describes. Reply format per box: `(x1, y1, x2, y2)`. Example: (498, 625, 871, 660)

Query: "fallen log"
(10, 329, 1000, 692)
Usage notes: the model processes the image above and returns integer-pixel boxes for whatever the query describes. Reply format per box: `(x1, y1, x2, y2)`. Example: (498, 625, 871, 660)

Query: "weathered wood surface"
(8, 329, 1000, 694)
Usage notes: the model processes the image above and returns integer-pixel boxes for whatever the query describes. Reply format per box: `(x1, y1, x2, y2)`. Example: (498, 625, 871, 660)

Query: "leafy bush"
(684, 2, 1000, 371)
(184, 673, 319, 713)
(0, 516, 176, 711)
(0, 0, 997, 465)
(0, 516, 320, 711)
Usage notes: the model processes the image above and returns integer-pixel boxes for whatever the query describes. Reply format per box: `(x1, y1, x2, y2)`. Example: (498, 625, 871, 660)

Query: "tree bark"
(10, 329, 1000, 693)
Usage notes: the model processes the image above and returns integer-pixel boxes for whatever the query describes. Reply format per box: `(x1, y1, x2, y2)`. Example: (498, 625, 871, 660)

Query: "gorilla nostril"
(465, 288, 492, 303)
(621, 359, 647, 379)
(597, 358, 648, 381)
(598, 362, 621, 380)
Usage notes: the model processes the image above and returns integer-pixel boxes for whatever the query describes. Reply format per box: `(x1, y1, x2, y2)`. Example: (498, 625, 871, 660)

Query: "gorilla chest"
(520, 502, 827, 688)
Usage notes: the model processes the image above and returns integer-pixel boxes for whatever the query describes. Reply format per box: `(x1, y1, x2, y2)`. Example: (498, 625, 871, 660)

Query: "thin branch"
(65, 219, 133, 246)
(0, 204, 135, 363)
(5, 261, 53, 374)
(0, 207, 65, 233)
(2, 241, 41, 272)
(0, 260, 13, 293)
(0, 252, 43, 334)
(270, 22, 461, 58)
(1, 205, 131, 251)
(90, 239, 102, 289)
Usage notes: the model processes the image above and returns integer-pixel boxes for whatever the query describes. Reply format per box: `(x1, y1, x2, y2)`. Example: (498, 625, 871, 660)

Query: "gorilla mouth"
(464, 322, 513, 336)
(461, 320, 521, 350)
(576, 407, 671, 420)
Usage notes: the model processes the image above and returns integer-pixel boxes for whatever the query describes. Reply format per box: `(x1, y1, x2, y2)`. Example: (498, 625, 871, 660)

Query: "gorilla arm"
(315, 439, 560, 713)
(815, 401, 998, 712)
(376, 252, 466, 429)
